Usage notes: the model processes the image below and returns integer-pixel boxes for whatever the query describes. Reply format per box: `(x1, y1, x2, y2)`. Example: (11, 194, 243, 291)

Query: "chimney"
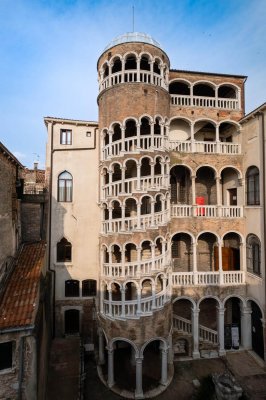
(34, 161, 38, 170)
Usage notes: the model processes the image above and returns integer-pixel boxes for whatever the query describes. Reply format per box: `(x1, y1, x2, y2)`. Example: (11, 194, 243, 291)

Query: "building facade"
(45, 33, 266, 398)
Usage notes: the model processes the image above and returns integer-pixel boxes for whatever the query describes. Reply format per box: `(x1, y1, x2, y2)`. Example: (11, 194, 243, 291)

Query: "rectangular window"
(60, 129, 72, 145)
(82, 280, 97, 296)
(0, 342, 13, 371)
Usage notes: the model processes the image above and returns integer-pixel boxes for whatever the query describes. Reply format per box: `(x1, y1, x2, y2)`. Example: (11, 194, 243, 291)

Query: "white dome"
(103, 32, 163, 52)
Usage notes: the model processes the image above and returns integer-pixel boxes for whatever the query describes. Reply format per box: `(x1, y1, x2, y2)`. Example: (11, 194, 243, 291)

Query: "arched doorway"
(250, 301, 264, 359)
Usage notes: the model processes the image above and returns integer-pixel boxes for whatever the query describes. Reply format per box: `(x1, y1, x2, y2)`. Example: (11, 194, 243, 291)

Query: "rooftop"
(103, 32, 163, 52)
(0, 241, 46, 331)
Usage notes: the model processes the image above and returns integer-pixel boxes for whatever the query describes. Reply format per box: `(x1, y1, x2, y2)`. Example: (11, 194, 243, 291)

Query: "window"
(247, 234, 261, 275)
(246, 166, 260, 205)
(57, 237, 72, 262)
(58, 171, 73, 202)
(0, 342, 13, 370)
(60, 129, 72, 145)
(65, 280, 79, 297)
(82, 279, 97, 296)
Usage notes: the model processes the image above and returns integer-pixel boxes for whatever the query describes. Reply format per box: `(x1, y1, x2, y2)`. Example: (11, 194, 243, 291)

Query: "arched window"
(247, 234, 261, 275)
(65, 280, 79, 297)
(57, 237, 72, 262)
(58, 171, 73, 202)
(82, 279, 97, 296)
(246, 166, 260, 205)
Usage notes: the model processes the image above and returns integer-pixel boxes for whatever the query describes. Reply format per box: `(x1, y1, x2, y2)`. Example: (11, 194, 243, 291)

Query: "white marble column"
(121, 167, 126, 194)
(121, 57, 125, 83)
(160, 346, 168, 385)
(192, 307, 200, 358)
(137, 164, 141, 190)
(150, 121, 154, 150)
(137, 288, 141, 316)
(136, 123, 141, 150)
(121, 288, 125, 318)
(241, 304, 252, 349)
(107, 348, 114, 387)
(108, 288, 112, 316)
(98, 330, 105, 365)
(135, 357, 144, 399)
(218, 240, 224, 284)
(217, 306, 226, 356)
(121, 126, 125, 152)
(192, 241, 198, 284)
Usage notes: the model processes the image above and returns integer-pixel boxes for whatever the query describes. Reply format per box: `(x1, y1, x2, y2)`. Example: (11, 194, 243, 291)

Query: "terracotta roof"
(0, 241, 46, 331)
(24, 169, 46, 184)
(0, 141, 24, 168)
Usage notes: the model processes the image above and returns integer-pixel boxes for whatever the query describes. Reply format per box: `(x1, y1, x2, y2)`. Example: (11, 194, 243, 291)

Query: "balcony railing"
(103, 287, 170, 319)
(102, 210, 168, 234)
(171, 205, 243, 218)
(102, 252, 169, 279)
(102, 134, 165, 159)
(168, 140, 241, 155)
(102, 174, 168, 198)
(171, 94, 239, 110)
(171, 271, 245, 287)
(173, 315, 218, 344)
(100, 70, 164, 92)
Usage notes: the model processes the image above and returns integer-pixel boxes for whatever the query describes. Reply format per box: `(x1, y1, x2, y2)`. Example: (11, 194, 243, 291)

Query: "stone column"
(150, 199, 155, 227)
(100, 282, 104, 314)
(168, 334, 174, 364)
(121, 167, 126, 194)
(135, 357, 144, 399)
(190, 122, 195, 152)
(108, 288, 112, 317)
(160, 346, 168, 385)
(192, 308, 200, 358)
(218, 240, 224, 285)
(217, 306, 226, 356)
(150, 121, 154, 149)
(137, 164, 141, 191)
(150, 60, 154, 83)
(216, 176, 222, 217)
(137, 202, 141, 230)
(107, 348, 114, 387)
(136, 123, 141, 150)
(137, 288, 142, 316)
(121, 57, 125, 83)
(137, 246, 141, 278)
(241, 304, 252, 349)
(151, 243, 155, 271)
(192, 241, 198, 284)
(121, 126, 125, 152)
(151, 283, 156, 310)
(216, 125, 220, 153)
(191, 175, 196, 208)
(121, 288, 125, 318)
(137, 57, 141, 82)
(150, 162, 155, 188)
(98, 330, 105, 365)
(121, 205, 125, 232)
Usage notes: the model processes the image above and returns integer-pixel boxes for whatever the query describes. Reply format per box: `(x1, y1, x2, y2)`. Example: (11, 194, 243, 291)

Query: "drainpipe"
(48, 121, 56, 337)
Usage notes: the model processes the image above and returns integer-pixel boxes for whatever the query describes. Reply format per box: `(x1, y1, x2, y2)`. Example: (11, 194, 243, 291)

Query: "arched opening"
(142, 340, 165, 391)
(224, 297, 242, 349)
(141, 196, 151, 215)
(103, 63, 109, 78)
(125, 282, 137, 301)
(125, 119, 137, 138)
(112, 163, 121, 182)
(140, 158, 151, 176)
(111, 282, 121, 301)
(154, 118, 161, 135)
(125, 54, 137, 70)
(141, 241, 152, 261)
(113, 340, 136, 391)
(199, 298, 219, 352)
(169, 118, 191, 142)
(112, 124, 122, 142)
(172, 299, 193, 357)
(153, 59, 160, 75)
(218, 85, 237, 99)
(170, 165, 191, 204)
(246, 166, 260, 205)
(102, 168, 109, 185)
(249, 300, 264, 359)
(154, 194, 162, 213)
(140, 117, 151, 135)
(197, 233, 217, 272)
(65, 309, 80, 335)
(222, 233, 241, 271)
(155, 237, 163, 256)
(65, 280, 79, 297)
(195, 166, 216, 205)
(141, 279, 152, 298)
(154, 157, 162, 175)
(140, 55, 150, 71)
(194, 120, 216, 144)
(221, 167, 241, 206)
(125, 159, 137, 179)
(111, 244, 121, 263)
(111, 57, 122, 74)
(172, 233, 193, 271)
(125, 243, 137, 263)
(111, 201, 122, 219)
(125, 198, 137, 218)
(246, 234, 261, 275)
(169, 81, 190, 95)
(219, 122, 238, 143)
(103, 204, 109, 221)
(155, 275, 163, 293)
(103, 130, 109, 146)
(193, 83, 215, 97)
(102, 245, 109, 263)
(57, 237, 72, 262)
(58, 171, 73, 202)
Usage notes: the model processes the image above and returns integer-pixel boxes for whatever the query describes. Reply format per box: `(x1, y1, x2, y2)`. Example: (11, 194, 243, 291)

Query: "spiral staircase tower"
(97, 33, 173, 398)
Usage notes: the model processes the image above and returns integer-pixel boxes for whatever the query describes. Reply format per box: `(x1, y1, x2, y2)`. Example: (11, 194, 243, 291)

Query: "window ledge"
(0, 367, 15, 375)
(55, 263, 73, 268)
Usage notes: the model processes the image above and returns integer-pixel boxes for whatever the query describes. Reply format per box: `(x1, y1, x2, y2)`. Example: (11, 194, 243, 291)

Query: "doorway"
(65, 309, 80, 334)
(228, 188, 237, 205)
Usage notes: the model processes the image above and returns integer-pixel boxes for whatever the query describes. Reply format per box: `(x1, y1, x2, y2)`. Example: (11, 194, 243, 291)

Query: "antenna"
(132, 5, 135, 32)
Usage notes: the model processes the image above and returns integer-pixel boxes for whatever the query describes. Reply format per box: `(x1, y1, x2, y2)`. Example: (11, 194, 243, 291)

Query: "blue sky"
(0, 0, 265, 168)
